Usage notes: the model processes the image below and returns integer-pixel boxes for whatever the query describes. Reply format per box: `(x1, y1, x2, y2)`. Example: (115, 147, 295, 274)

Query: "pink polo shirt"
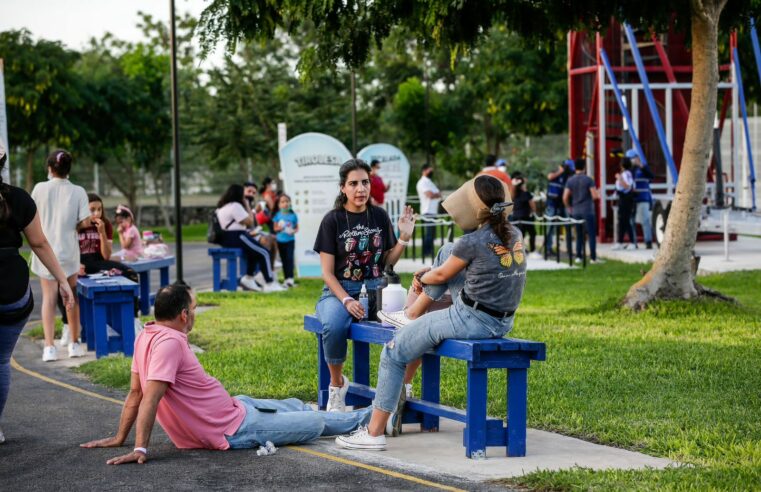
(131, 322, 246, 449)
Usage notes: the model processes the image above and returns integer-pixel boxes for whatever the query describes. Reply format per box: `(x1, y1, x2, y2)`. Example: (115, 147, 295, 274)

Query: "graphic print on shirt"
(340, 224, 384, 281)
(488, 241, 525, 268)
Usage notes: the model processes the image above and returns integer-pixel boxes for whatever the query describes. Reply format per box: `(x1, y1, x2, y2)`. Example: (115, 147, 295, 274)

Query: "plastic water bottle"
(359, 284, 369, 320)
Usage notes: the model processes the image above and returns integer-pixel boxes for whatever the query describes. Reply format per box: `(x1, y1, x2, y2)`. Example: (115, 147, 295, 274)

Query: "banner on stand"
(279, 133, 352, 277)
(357, 143, 411, 223)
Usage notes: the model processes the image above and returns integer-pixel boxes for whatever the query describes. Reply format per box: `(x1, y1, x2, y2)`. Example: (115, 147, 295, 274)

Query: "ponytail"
(474, 175, 513, 246)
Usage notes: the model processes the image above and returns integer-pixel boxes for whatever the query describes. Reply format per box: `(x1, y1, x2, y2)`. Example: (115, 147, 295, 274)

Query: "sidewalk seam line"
(10, 356, 465, 491)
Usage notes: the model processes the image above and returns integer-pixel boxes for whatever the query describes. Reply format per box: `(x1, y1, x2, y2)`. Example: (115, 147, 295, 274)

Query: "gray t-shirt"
(451, 224, 527, 313)
(565, 174, 596, 216)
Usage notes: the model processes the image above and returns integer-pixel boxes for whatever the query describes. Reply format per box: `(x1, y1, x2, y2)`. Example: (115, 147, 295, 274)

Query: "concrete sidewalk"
(597, 235, 761, 274)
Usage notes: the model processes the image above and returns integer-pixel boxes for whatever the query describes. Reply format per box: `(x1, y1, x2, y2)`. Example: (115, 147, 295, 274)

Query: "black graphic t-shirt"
(313, 206, 397, 281)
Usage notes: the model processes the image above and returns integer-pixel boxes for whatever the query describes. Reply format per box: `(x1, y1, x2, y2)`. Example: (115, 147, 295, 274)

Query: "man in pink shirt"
(81, 283, 371, 464)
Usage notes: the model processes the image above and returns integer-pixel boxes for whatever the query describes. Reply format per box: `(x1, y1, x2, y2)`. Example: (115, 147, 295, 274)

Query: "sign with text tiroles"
(357, 143, 411, 223)
(280, 133, 353, 277)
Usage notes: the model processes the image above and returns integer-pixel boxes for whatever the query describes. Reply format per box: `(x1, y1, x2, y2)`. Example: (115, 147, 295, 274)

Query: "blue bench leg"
(160, 267, 169, 288)
(352, 341, 370, 386)
(212, 257, 221, 292)
(317, 334, 330, 410)
(465, 365, 488, 459)
(507, 368, 527, 457)
(93, 303, 109, 359)
(226, 255, 238, 291)
(421, 354, 440, 431)
(79, 296, 94, 350)
(120, 298, 135, 357)
(138, 271, 151, 315)
(239, 255, 247, 283)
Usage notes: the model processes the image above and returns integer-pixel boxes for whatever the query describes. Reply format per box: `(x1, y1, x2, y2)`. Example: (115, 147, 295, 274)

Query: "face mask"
(427, 171, 434, 180)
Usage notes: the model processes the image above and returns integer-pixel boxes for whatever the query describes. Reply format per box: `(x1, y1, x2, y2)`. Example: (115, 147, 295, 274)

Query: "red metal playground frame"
(568, 19, 744, 243)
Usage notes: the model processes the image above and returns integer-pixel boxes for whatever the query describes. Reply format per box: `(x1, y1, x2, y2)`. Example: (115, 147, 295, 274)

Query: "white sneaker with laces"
(377, 310, 412, 329)
(239, 275, 263, 292)
(261, 282, 285, 293)
(335, 426, 387, 450)
(284, 278, 295, 288)
(405, 383, 414, 399)
(611, 243, 624, 251)
(253, 272, 267, 288)
(42, 345, 57, 362)
(68, 342, 86, 358)
(59, 324, 71, 346)
(326, 375, 350, 412)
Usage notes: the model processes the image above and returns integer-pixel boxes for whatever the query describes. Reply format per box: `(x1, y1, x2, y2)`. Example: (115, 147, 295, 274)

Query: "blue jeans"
(225, 396, 371, 448)
(0, 316, 28, 421)
(544, 203, 565, 251)
(571, 212, 597, 261)
(635, 201, 653, 244)
(372, 243, 514, 413)
(315, 278, 383, 365)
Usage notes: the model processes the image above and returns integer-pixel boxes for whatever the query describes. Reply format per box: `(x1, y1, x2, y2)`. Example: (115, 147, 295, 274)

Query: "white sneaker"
(42, 345, 57, 362)
(274, 260, 283, 268)
(574, 257, 583, 264)
(377, 310, 412, 329)
(59, 324, 71, 346)
(590, 258, 605, 264)
(261, 282, 285, 293)
(336, 426, 386, 450)
(239, 275, 263, 292)
(68, 342, 86, 358)
(284, 278, 295, 288)
(625, 243, 638, 250)
(611, 243, 624, 251)
(253, 272, 267, 288)
(528, 251, 543, 260)
(326, 375, 350, 412)
(134, 318, 144, 335)
(405, 383, 414, 399)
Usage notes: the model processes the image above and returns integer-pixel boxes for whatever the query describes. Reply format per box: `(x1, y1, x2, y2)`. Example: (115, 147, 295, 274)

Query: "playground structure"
(568, 19, 761, 244)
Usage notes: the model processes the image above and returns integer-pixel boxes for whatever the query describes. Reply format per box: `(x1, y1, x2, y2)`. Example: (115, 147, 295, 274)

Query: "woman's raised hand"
(397, 205, 416, 239)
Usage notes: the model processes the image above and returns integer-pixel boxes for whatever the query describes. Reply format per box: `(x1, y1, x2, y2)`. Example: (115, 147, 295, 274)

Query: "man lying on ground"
(81, 282, 371, 464)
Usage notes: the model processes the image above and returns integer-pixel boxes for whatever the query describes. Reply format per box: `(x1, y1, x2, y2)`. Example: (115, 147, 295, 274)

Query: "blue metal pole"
(623, 23, 679, 184)
(750, 19, 761, 90)
(732, 47, 758, 211)
(599, 49, 648, 166)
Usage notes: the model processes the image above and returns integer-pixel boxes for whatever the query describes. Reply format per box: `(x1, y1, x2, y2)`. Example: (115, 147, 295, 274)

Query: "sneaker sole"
(335, 437, 386, 450)
(377, 311, 404, 329)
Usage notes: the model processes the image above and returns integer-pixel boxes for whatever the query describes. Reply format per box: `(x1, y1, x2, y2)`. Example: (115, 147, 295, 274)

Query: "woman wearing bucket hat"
(337, 174, 528, 450)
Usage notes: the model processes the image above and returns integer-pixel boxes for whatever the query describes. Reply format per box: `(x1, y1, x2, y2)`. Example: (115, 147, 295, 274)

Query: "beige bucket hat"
(441, 175, 513, 230)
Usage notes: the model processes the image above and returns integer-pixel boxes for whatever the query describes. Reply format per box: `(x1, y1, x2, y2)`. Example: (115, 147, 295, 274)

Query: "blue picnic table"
(124, 256, 175, 315)
(304, 315, 546, 458)
(77, 275, 139, 358)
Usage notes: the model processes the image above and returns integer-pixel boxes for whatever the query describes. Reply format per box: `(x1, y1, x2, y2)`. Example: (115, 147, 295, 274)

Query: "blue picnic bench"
(304, 315, 546, 458)
(77, 276, 139, 358)
(125, 256, 175, 314)
(208, 248, 248, 292)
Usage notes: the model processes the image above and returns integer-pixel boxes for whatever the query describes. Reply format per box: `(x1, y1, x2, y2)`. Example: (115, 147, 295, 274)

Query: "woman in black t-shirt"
(0, 144, 74, 443)
(313, 159, 415, 412)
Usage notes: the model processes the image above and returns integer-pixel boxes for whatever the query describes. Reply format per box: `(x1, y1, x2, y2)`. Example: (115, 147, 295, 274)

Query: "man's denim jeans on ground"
(635, 202, 653, 244)
(315, 278, 383, 365)
(572, 212, 597, 261)
(0, 315, 28, 420)
(544, 204, 565, 251)
(372, 242, 514, 413)
(225, 396, 371, 448)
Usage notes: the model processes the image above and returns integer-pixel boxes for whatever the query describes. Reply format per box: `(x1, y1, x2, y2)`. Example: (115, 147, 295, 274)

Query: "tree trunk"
(25, 146, 37, 192)
(151, 171, 173, 231)
(623, 0, 727, 310)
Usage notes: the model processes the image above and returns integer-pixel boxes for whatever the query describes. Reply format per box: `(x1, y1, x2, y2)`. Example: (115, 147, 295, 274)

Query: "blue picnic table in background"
(125, 256, 174, 315)
(77, 275, 139, 358)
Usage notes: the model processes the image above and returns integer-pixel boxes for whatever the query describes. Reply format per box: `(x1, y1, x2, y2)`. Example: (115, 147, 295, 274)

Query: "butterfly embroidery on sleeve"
(488, 241, 525, 268)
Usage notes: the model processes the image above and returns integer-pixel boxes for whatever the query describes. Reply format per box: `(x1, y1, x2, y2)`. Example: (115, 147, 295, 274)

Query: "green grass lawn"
(71, 263, 761, 490)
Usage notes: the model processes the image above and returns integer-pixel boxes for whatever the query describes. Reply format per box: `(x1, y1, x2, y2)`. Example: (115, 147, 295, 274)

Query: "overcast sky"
(1, 0, 222, 66)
